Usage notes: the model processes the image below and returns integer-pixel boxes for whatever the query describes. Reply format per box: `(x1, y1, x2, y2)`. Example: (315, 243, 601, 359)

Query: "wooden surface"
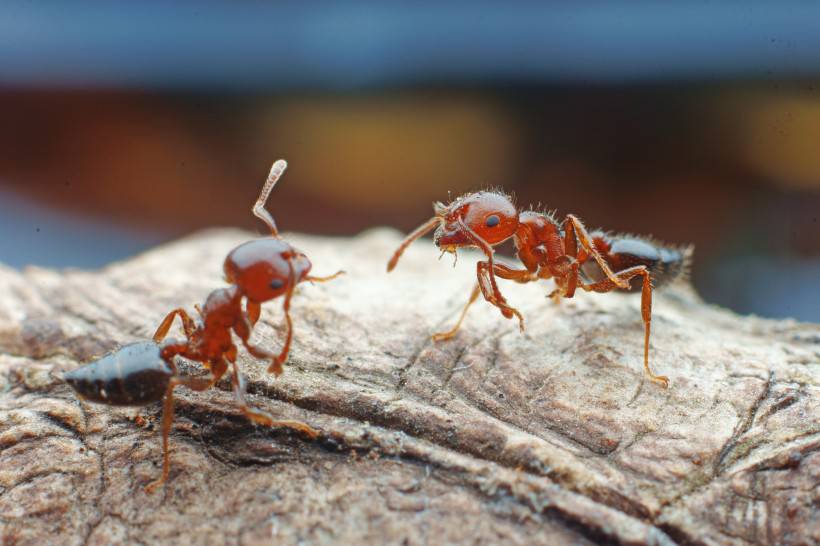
(0, 228, 818, 546)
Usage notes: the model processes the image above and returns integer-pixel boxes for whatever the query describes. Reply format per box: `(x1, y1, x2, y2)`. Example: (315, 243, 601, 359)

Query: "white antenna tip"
(270, 159, 287, 176)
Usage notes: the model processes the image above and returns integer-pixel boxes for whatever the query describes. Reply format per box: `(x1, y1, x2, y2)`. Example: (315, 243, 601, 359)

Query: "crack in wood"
(714, 372, 774, 476)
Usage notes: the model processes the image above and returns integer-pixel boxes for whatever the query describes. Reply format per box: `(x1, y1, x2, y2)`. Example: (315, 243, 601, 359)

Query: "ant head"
(224, 158, 313, 303)
(434, 191, 518, 251)
(224, 238, 312, 303)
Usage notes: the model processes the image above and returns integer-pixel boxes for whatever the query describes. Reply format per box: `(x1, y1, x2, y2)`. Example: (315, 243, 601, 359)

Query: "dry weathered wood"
(0, 228, 818, 546)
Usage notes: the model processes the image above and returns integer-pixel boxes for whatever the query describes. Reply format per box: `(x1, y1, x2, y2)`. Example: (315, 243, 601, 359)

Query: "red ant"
(387, 191, 691, 388)
(64, 160, 343, 491)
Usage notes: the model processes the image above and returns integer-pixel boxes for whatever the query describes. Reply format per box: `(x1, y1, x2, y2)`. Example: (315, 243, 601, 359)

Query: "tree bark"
(1, 229, 818, 546)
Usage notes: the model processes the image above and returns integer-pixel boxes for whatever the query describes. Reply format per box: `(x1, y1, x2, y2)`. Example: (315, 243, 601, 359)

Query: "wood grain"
(1, 229, 818, 545)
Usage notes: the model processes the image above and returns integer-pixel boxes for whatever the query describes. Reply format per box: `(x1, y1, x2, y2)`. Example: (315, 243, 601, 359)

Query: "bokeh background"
(1, 2, 818, 321)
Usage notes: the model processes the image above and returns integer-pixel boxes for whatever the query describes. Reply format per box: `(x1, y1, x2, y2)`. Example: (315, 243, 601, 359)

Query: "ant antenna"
(253, 159, 287, 236)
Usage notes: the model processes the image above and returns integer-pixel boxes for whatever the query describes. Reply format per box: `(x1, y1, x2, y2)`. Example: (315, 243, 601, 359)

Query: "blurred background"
(0, 2, 818, 321)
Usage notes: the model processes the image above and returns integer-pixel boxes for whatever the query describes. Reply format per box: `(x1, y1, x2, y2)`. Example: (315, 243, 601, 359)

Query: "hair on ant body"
(388, 190, 692, 389)
(65, 160, 343, 491)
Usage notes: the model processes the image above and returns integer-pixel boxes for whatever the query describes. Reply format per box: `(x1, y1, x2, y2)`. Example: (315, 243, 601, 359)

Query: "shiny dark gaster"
(64, 341, 172, 406)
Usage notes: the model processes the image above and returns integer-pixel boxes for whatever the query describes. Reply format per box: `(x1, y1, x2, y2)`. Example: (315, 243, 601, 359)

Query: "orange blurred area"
(0, 85, 818, 320)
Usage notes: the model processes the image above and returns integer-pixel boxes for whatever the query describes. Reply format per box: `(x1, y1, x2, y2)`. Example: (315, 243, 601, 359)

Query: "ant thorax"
(513, 210, 564, 271)
(201, 286, 242, 327)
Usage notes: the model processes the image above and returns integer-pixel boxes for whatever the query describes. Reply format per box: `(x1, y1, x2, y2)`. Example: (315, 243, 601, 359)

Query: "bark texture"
(0, 229, 818, 546)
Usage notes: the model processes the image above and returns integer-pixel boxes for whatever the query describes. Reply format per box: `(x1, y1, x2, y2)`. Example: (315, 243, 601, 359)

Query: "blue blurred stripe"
(1, 2, 820, 90)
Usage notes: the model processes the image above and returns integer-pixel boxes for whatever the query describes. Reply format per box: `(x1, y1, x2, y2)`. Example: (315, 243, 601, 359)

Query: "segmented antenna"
(253, 159, 287, 235)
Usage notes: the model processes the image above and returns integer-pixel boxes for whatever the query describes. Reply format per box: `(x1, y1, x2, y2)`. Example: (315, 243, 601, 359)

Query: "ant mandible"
(65, 160, 343, 491)
(387, 191, 691, 388)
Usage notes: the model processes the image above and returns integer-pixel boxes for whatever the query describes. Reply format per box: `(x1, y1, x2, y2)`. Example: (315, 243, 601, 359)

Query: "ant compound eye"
(485, 214, 500, 228)
(270, 279, 284, 290)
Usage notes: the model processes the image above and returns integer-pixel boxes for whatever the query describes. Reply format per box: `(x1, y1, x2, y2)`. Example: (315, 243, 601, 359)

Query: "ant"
(64, 160, 343, 491)
(387, 191, 691, 388)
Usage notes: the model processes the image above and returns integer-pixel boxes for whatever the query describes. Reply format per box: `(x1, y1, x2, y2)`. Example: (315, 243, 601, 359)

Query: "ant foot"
(509, 308, 525, 333)
(269, 419, 320, 439)
(649, 374, 669, 389)
(145, 477, 165, 494)
(431, 329, 458, 342)
(267, 360, 284, 376)
(242, 407, 318, 439)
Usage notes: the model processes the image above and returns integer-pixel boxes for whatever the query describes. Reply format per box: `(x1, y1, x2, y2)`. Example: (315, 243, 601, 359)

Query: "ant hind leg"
(564, 215, 630, 291)
(226, 358, 318, 438)
(144, 374, 221, 493)
(582, 266, 669, 388)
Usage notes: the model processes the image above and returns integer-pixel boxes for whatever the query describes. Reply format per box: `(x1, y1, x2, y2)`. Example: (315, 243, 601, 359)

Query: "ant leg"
(226, 358, 318, 438)
(387, 216, 440, 272)
(432, 284, 480, 341)
(492, 263, 538, 284)
(564, 215, 630, 290)
(268, 260, 297, 375)
(452, 217, 525, 331)
(246, 299, 261, 327)
(305, 270, 345, 283)
(547, 288, 563, 304)
(460, 218, 524, 320)
(234, 316, 277, 368)
(144, 373, 222, 493)
(153, 309, 196, 343)
(582, 266, 669, 388)
(433, 264, 533, 341)
(233, 263, 295, 376)
(476, 261, 525, 331)
(556, 260, 581, 299)
(145, 381, 177, 493)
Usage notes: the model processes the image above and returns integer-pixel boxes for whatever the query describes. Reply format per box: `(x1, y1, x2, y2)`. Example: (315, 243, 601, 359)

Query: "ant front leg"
(456, 217, 525, 329)
(582, 265, 669, 388)
(145, 373, 219, 493)
(246, 299, 261, 327)
(433, 263, 533, 341)
(234, 298, 294, 377)
(564, 215, 629, 291)
(235, 262, 296, 375)
(269, 260, 298, 375)
(153, 308, 197, 343)
(492, 263, 538, 285)
(432, 284, 480, 341)
(224, 357, 318, 438)
(476, 261, 525, 331)
(234, 315, 279, 373)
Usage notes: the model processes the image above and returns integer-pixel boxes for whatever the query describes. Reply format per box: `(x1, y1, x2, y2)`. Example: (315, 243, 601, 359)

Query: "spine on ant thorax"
(515, 211, 566, 271)
(582, 231, 693, 290)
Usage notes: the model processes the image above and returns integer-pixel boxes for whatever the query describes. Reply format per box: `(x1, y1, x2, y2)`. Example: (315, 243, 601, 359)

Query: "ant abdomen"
(583, 233, 692, 291)
(64, 341, 173, 406)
